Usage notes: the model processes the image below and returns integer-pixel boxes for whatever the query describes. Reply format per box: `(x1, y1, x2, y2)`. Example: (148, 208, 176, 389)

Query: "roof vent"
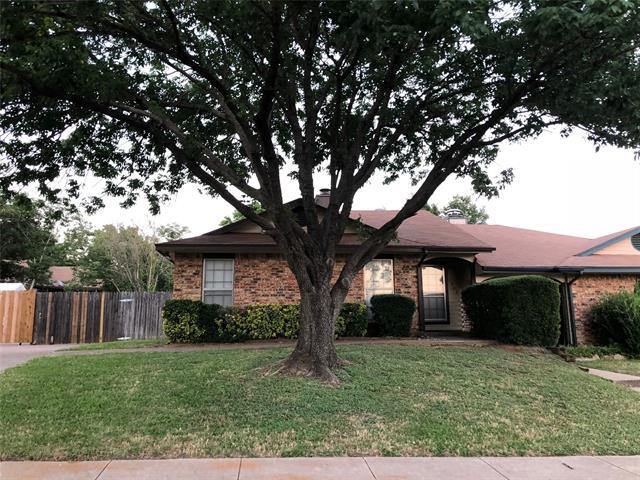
(315, 188, 331, 207)
(443, 208, 467, 224)
(632, 233, 640, 252)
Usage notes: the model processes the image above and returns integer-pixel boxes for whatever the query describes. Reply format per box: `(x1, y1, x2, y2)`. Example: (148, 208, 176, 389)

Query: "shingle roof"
(157, 209, 493, 253)
(457, 224, 640, 271)
(456, 224, 590, 269)
(351, 210, 494, 251)
(155, 201, 640, 272)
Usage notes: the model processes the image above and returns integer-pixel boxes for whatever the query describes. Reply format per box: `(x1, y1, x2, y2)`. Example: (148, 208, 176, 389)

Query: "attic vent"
(632, 233, 640, 252)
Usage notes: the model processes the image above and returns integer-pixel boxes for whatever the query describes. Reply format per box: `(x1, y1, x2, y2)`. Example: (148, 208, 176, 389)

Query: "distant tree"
(56, 213, 94, 266)
(157, 223, 189, 241)
(73, 223, 184, 292)
(0, 194, 61, 286)
(445, 195, 489, 224)
(220, 200, 264, 226)
(423, 204, 441, 217)
(424, 195, 489, 224)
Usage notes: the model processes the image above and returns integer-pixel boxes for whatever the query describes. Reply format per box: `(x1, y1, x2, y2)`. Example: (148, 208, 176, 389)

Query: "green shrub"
(370, 294, 416, 337)
(162, 299, 223, 343)
(164, 300, 369, 343)
(461, 275, 561, 346)
(339, 303, 368, 337)
(565, 344, 623, 358)
(221, 304, 300, 341)
(592, 292, 640, 357)
(220, 302, 367, 341)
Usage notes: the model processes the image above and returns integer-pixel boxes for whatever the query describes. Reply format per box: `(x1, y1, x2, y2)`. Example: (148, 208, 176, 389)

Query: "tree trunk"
(278, 284, 344, 384)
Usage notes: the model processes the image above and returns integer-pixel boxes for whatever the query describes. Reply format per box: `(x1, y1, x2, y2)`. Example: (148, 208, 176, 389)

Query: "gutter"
(481, 265, 640, 275)
(558, 267, 640, 274)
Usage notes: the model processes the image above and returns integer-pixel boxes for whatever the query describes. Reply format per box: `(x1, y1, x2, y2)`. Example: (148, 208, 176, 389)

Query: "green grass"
(579, 359, 640, 376)
(64, 339, 168, 351)
(1, 345, 639, 460)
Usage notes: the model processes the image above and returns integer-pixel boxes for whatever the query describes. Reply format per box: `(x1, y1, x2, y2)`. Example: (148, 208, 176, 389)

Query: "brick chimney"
(315, 188, 331, 207)
(444, 208, 467, 224)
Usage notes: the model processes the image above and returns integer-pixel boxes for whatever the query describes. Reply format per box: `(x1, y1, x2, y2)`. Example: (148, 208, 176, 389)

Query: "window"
(202, 258, 234, 306)
(364, 259, 394, 305)
(421, 266, 447, 323)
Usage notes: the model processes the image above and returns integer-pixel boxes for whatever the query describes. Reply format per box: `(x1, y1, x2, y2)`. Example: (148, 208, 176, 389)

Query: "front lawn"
(1, 345, 639, 460)
(64, 338, 168, 351)
(579, 359, 640, 376)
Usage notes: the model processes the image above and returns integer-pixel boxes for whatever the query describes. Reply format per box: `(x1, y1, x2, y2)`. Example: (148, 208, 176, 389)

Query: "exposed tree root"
(271, 351, 341, 385)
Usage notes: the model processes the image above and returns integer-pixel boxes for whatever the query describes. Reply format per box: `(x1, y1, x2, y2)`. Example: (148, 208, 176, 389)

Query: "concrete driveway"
(0, 344, 64, 373)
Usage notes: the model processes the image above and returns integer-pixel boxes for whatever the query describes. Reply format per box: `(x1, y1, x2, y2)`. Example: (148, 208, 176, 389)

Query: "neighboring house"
(49, 266, 75, 288)
(156, 191, 640, 345)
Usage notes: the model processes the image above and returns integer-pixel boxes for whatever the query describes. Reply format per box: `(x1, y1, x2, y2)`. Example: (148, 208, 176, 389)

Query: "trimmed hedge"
(461, 275, 560, 346)
(370, 294, 416, 337)
(162, 300, 368, 343)
(162, 299, 224, 343)
(592, 292, 640, 357)
(220, 304, 300, 341)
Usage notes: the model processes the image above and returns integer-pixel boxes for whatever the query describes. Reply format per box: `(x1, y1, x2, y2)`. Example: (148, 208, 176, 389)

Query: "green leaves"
(0, 0, 638, 239)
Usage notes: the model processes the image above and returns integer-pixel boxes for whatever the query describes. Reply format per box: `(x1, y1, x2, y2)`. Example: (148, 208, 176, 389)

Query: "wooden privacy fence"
(32, 291, 171, 344)
(0, 290, 36, 343)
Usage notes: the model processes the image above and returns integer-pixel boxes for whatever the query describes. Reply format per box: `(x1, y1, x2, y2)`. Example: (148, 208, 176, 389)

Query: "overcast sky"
(88, 128, 640, 240)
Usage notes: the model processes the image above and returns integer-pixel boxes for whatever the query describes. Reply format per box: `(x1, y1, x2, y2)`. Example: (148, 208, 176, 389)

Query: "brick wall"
(172, 253, 366, 305)
(172, 253, 203, 301)
(392, 255, 422, 333)
(571, 274, 639, 344)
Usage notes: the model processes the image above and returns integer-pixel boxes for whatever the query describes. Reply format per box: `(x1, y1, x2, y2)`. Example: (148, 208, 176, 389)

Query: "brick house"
(157, 193, 640, 345)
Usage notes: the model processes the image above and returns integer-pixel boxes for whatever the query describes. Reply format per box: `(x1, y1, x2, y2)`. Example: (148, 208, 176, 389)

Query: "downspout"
(565, 273, 581, 347)
(558, 277, 572, 346)
(416, 248, 428, 337)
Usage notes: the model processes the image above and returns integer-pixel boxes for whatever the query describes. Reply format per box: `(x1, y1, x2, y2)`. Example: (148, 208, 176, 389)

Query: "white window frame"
(202, 258, 234, 306)
(363, 258, 395, 305)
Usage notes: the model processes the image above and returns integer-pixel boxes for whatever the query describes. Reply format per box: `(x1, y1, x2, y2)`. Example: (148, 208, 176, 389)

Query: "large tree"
(1, 1, 639, 381)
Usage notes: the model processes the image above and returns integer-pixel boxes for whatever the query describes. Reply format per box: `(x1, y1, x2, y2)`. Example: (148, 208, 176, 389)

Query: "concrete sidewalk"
(583, 367, 640, 392)
(2, 456, 639, 480)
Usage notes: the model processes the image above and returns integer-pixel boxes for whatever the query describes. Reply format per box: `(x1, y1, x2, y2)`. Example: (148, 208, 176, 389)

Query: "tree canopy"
(2, 0, 639, 380)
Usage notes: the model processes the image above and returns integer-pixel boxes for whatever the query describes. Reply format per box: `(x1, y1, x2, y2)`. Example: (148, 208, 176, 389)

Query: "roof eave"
(156, 243, 494, 255)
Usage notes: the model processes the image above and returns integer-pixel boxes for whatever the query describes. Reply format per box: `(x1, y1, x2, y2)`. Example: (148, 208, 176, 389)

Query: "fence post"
(99, 292, 105, 343)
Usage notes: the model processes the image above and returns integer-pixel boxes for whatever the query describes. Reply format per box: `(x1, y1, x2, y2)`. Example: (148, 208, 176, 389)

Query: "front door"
(421, 265, 448, 325)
